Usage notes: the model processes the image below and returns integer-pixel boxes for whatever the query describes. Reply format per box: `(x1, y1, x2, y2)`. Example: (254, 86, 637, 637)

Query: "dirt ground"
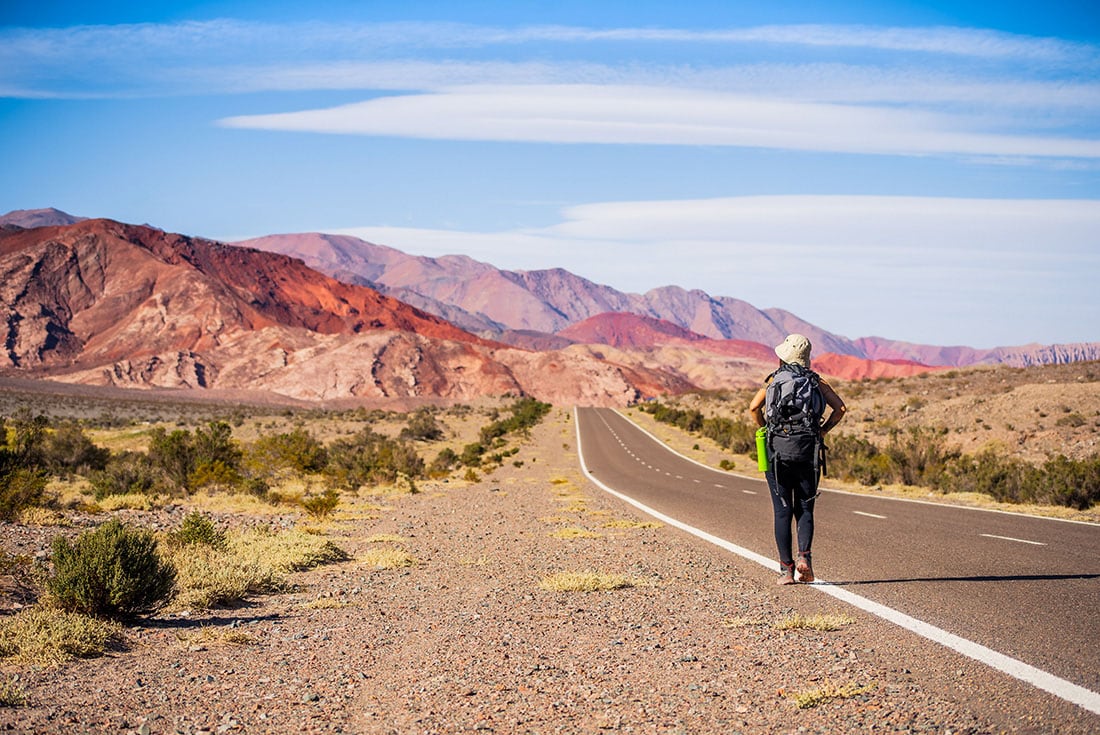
(2, 406, 1098, 734)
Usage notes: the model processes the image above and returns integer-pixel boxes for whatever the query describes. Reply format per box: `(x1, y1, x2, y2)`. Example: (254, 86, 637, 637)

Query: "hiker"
(748, 334, 846, 585)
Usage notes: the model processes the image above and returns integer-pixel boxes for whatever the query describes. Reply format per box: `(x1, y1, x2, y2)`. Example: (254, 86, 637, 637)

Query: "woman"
(748, 334, 846, 585)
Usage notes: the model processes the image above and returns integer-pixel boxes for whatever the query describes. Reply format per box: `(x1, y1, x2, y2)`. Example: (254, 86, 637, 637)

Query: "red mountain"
(0, 220, 687, 405)
(556, 312, 937, 383)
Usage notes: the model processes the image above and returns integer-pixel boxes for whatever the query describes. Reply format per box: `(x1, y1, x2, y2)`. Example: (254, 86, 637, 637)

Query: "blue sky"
(2, 1, 1098, 349)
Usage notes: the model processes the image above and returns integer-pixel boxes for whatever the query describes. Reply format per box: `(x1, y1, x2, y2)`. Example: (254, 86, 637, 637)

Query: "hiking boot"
(777, 560, 795, 585)
(796, 552, 814, 583)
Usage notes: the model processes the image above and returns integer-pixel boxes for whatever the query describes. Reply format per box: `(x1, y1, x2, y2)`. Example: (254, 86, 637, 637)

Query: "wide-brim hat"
(775, 334, 812, 368)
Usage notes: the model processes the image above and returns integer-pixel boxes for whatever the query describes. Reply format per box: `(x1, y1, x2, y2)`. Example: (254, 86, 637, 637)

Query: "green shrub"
(246, 427, 327, 475)
(300, 489, 340, 519)
(0, 466, 47, 522)
(39, 422, 110, 478)
(171, 512, 226, 549)
(47, 519, 176, 620)
(400, 408, 444, 442)
(87, 450, 166, 500)
(429, 447, 459, 477)
(148, 421, 243, 492)
(325, 429, 425, 489)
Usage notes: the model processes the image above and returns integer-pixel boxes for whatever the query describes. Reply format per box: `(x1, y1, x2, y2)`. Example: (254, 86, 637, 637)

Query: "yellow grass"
(601, 519, 663, 529)
(360, 547, 418, 569)
(538, 571, 641, 592)
(0, 607, 122, 666)
(365, 534, 410, 545)
(96, 493, 159, 511)
(791, 680, 876, 709)
(774, 614, 855, 632)
(15, 506, 71, 526)
(550, 527, 601, 540)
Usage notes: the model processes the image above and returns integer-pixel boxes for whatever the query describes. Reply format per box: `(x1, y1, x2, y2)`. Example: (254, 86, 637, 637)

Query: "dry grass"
(14, 506, 71, 526)
(774, 613, 855, 632)
(365, 533, 410, 545)
(549, 527, 601, 540)
(164, 526, 349, 611)
(600, 519, 663, 530)
(538, 571, 641, 592)
(96, 493, 158, 511)
(0, 676, 27, 707)
(360, 547, 418, 569)
(791, 680, 876, 709)
(0, 607, 123, 666)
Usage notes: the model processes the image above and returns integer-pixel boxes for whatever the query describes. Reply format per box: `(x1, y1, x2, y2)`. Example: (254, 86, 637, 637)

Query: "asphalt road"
(575, 406, 1100, 703)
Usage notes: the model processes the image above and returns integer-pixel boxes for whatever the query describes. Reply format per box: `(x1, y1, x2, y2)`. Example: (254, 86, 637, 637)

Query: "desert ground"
(1, 366, 1099, 733)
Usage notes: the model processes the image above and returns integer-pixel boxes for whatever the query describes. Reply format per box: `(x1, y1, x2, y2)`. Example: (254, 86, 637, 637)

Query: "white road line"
(854, 511, 888, 519)
(981, 534, 1047, 546)
(742, 490, 757, 495)
(575, 408, 1100, 718)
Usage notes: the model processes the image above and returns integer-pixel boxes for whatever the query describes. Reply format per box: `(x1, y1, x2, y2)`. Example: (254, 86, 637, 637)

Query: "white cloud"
(325, 195, 1100, 346)
(219, 84, 1100, 160)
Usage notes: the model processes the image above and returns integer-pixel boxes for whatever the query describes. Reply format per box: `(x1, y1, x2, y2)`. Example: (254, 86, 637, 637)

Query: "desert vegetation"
(635, 360, 1100, 511)
(0, 393, 551, 673)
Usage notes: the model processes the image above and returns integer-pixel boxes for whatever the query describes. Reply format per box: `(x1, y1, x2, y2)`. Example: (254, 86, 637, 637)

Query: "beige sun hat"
(775, 334, 812, 368)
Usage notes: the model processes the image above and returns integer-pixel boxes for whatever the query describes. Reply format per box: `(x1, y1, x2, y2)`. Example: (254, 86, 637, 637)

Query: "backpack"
(764, 363, 826, 465)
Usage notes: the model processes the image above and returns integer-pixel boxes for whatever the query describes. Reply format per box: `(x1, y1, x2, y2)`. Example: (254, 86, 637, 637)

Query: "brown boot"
(796, 552, 814, 583)
(777, 560, 795, 585)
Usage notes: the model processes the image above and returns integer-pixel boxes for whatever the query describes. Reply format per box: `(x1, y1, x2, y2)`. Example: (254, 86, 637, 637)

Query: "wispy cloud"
(323, 195, 1100, 346)
(219, 84, 1100, 160)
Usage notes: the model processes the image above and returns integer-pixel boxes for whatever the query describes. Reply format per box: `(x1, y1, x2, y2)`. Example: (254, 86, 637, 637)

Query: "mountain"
(0, 207, 86, 229)
(0, 219, 688, 405)
(243, 231, 1099, 369)
(556, 312, 938, 385)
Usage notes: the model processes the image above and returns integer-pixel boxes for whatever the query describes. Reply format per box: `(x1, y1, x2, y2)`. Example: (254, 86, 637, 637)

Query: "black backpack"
(764, 363, 826, 465)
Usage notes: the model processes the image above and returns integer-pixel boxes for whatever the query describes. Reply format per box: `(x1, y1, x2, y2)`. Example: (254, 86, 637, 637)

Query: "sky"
(1, 1, 1099, 349)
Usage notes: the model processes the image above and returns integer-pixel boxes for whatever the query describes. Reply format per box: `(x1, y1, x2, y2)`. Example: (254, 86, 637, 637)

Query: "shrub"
(171, 512, 226, 549)
(87, 450, 166, 500)
(0, 467, 47, 522)
(300, 489, 340, 519)
(429, 447, 459, 477)
(47, 519, 177, 620)
(0, 607, 123, 666)
(325, 428, 425, 489)
(0, 416, 49, 521)
(400, 408, 444, 442)
(38, 422, 110, 478)
(246, 427, 327, 475)
(148, 421, 243, 492)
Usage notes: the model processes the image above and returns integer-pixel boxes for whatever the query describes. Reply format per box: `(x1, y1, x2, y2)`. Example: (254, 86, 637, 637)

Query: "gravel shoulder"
(2, 408, 1098, 734)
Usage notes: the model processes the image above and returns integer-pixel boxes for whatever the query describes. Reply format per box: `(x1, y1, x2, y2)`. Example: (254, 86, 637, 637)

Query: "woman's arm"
(818, 380, 847, 434)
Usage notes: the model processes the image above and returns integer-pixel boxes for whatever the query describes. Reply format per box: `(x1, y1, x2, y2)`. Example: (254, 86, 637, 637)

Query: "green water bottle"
(755, 427, 769, 472)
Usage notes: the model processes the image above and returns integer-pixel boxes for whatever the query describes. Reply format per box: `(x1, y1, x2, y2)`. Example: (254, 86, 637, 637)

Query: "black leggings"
(766, 461, 819, 564)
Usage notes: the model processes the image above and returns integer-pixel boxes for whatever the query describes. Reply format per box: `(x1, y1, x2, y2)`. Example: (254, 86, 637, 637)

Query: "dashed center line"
(981, 533, 1046, 546)
(853, 511, 888, 519)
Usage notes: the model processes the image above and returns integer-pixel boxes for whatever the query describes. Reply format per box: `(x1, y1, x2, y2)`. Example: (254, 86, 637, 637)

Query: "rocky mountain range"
(1, 208, 1096, 406)
(0, 217, 690, 405)
(235, 231, 1100, 369)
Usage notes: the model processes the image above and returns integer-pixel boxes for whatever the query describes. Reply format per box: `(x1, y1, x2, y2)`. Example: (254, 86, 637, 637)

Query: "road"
(574, 406, 1100, 710)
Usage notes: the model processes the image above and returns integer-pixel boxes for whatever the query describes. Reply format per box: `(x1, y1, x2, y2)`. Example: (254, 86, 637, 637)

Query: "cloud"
(324, 195, 1100, 346)
(218, 84, 1100, 160)
(3, 18, 1098, 98)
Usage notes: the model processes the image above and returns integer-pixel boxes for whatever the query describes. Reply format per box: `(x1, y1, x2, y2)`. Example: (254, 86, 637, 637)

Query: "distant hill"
(0, 218, 689, 405)
(240, 230, 1100, 369)
(0, 207, 86, 229)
